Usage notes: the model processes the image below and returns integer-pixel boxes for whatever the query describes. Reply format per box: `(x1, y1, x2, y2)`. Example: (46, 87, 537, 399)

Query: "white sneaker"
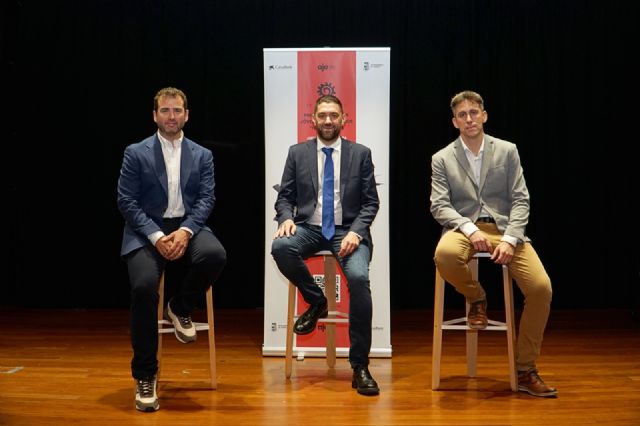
(165, 302, 197, 343)
(135, 375, 159, 412)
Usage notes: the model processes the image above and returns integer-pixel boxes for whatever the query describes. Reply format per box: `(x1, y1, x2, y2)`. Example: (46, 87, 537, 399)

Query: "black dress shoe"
(294, 299, 328, 335)
(352, 366, 380, 395)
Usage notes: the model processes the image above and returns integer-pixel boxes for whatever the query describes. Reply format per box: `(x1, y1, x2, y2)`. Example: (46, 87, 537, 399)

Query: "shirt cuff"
(501, 234, 519, 247)
(180, 226, 194, 238)
(149, 231, 164, 246)
(460, 222, 479, 238)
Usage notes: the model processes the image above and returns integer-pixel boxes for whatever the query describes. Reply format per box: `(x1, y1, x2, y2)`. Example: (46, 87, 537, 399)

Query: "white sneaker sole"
(165, 305, 196, 343)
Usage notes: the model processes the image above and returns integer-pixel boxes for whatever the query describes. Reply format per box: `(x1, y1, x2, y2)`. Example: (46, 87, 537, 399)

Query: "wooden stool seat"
(432, 252, 517, 391)
(157, 270, 217, 389)
(285, 250, 349, 379)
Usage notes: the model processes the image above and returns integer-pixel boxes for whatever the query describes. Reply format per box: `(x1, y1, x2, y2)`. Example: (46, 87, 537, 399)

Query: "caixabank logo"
(317, 82, 336, 96)
(267, 64, 293, 70)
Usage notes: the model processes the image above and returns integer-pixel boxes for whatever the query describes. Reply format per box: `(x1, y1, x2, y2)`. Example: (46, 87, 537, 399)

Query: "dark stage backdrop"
(4, 1, 638, 311)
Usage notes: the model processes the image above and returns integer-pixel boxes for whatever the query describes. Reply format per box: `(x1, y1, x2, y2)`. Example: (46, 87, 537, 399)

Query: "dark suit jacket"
(117, 134, 215, 256)
(275, 138, 380, 253)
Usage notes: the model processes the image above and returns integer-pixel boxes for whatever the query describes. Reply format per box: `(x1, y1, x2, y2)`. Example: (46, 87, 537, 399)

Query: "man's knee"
(270, 238, 292, 260)
(130, 278, 159, 301)
(523, 276, 552, 304)
(433, 246, 464, 271)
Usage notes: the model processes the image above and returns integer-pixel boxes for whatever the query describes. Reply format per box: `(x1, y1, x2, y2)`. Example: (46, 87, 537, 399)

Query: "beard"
(316, 123, 341, 142)
(158, 123, 184, 140)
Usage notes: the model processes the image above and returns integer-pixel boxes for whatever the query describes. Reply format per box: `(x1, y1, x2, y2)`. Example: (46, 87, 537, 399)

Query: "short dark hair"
(313, 94, 343, 114)
(450, 90, 484, 115)
(154, 87, 188, 111)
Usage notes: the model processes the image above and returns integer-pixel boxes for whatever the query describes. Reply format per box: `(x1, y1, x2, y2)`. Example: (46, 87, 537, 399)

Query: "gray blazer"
(275, 138, 380, 252)
(430, 134, 530, 242)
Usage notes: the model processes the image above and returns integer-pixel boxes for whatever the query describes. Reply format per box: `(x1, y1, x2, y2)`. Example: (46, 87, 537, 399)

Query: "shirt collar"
(157, 131, 183, 148)
(317, 136, 342, 152)
(460, 137, 484, 157)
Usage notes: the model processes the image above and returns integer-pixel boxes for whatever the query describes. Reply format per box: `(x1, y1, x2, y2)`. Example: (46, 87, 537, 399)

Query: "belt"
(475, 217, 495, 224)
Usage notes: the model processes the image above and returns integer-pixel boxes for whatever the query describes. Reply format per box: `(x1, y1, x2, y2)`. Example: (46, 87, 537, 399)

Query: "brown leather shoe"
(518, 368, 558, 397)
(467, 300, 488, 329)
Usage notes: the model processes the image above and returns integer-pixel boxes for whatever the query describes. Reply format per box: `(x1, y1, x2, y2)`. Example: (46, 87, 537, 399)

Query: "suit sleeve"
(117, 145, 162, 237)
(349, 148, 379, 237)
(503, 146, 529, 241)
(181, 148, 215, 235)
(430, 151, 470, 230)
(274, 146, 297, 225)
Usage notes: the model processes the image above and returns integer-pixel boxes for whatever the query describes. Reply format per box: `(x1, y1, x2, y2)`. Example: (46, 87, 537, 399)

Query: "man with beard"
(117, 87, 227, 411)
(271, 94, 381, 395)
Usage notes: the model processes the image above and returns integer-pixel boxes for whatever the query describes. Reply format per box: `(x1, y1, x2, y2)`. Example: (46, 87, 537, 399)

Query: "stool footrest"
(441, 316, 507, 330)
(158, 319, 210, 333)
(318, 318, 349, 324)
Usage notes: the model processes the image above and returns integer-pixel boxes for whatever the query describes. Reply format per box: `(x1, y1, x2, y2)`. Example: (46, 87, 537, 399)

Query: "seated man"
(430, 90, 557, 397)
(271, 94, 381, 395)
(117, 87, 227, 411)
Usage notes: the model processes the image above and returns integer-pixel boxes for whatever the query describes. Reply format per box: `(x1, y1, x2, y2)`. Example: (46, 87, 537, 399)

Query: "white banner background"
(262, 47, 391, 358)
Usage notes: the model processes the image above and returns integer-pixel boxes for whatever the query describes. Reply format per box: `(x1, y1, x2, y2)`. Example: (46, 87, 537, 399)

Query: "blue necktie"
(321, 147, 335, 240)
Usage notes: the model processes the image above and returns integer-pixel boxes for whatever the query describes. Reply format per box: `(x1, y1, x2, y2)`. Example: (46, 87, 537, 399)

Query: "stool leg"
(466, 259, 479, 377)
(285, 282, 296, 379)
(502, 266, 517, 391)
(205, 285, 217, 389)
(431, 270, 445, 390)
(157, 271, 165, 384)
(324, 255, 337, 369)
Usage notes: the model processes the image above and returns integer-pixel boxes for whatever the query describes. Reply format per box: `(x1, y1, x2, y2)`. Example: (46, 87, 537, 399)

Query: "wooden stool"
(157, 270, 217, 389)
(432, 252, 517, 391)
(285, 250, 349, 379)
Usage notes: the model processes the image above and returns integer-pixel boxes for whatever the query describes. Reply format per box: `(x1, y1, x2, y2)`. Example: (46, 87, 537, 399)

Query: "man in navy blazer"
(271, 95, 380, 395)
(117, 87, 226, 412)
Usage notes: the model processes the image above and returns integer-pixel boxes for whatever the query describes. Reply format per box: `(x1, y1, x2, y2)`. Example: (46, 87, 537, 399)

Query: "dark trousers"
(271, 224, 373, 368)
(125, 220, 226, 379)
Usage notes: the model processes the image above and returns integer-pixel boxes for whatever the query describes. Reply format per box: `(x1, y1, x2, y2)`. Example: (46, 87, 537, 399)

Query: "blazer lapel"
(150, 136, 168, 196)
(339, 138, 353, 202)
(478, 136, 493, 192)
(180, 138, 194, 192)
(453, 138, 477, 189)
(308, 139, 319, 196)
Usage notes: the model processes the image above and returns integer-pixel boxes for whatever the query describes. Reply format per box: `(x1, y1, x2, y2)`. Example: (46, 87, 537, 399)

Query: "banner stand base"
(262, 346, 392, 358)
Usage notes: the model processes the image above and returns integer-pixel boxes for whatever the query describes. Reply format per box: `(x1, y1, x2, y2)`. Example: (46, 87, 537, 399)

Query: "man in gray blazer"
(430, 90, 557, 397)
(117, 87, 227, 411)
(271, 95, 380, 395)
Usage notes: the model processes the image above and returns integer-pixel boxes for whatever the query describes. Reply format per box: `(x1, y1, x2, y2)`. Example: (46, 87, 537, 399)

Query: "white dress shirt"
(148, 131, 192, 246)
(309, 137, 343, 227)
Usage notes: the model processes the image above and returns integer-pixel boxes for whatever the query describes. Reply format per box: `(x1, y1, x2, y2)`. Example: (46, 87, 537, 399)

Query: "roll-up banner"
(263, 48, 391, 358)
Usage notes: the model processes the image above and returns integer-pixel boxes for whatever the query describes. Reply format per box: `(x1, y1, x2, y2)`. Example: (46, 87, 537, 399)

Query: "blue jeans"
(271, 224, 373, 367)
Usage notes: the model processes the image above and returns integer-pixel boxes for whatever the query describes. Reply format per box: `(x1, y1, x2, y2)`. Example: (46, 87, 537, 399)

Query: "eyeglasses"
(455, 109, 483, 120)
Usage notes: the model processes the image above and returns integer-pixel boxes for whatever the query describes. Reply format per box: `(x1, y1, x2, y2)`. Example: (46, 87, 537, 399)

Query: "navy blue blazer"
(117, 134, 215, 256)
(275, 138, 380, 253)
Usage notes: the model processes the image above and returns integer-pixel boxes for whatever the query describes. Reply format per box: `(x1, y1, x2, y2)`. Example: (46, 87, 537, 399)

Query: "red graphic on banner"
(296, 51, 357, 350)
(297, 51, 356, 143)
(295, 255, 350, 348)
